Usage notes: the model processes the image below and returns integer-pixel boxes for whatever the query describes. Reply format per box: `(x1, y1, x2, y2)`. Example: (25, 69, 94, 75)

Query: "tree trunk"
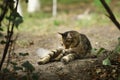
(52, 0, 57, 17)
(27, 0, 40, 13)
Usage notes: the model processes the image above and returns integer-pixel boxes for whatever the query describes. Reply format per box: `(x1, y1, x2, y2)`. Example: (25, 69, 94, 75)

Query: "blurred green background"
(17, 0, 120, 35)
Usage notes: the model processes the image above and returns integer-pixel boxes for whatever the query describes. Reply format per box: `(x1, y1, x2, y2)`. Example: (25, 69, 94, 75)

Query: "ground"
(0, 1, 120, 79)
(11, 0, 120, 63)
(1, 25, 118, 80)
(15, 25, 120, 63)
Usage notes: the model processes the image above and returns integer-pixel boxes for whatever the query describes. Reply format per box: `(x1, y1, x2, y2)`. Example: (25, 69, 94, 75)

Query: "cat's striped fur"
(38, 30, 92, 64)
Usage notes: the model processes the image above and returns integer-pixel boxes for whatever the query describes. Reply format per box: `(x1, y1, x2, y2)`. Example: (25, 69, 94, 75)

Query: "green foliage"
(115, 45, 120, 53)
(1, 53, 38, 80)
(96, 37, 120, 66)
(0, 33, 3, 37)
(0, 1, 38, 80)
(25, 0, 29, 3)
(0, 0, 24, 71)
(32, 72, 39, 80)
(94, 0, 111, 7)
(20, 76, 27, 80)
(102, 58, 111, 66)
(9, 76, 16, 80)
(0, 27, 3, 31)
(6, 12, 23, 28)
(21, 61, 35, 72)
(19, 52, 29, 56)
(2, 68, 10, 73)
(53, 19, 64, 26)
(118, 75, 120, 80)
(114, 37, 120, 53)
(54, 20, 60, 26)
(10, 61, 23, 71)
(93, 0, 111, 12)
(58, 0, 89, 4)
(96, 47, 106, 55)
(9, 54, 34, 72)
(95, 48, 112, 66)
(20, 72, 39, 80)
(0, 40, 6, 44)
(13, 66, 23, 71)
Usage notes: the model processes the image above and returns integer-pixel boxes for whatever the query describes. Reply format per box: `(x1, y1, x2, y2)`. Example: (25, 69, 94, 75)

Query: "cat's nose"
(67, 38, 71, 41)
(66, 37, 72, 41)
(67, 33, 72, 39)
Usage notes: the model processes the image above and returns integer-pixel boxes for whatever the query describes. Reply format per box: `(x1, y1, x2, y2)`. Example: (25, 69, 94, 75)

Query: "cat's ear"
(58, 32, 64, 36)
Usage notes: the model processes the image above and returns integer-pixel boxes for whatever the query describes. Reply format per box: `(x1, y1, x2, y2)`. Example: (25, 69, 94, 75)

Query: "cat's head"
(58, 30, 79, 48)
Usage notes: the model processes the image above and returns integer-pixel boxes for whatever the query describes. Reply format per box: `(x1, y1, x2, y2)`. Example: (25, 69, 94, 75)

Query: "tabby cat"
(37, 30, 92, 64)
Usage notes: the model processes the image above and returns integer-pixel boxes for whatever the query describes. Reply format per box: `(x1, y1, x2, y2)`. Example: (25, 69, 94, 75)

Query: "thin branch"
(100, 0, 120, 30)
(0, 1, 8, 26)
(0, 0, 19, 70)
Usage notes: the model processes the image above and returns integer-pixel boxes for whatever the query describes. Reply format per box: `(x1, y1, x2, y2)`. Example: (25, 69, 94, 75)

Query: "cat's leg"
(37, 49, 63, 65)
(54, 53, 64, 61)
(37, 55, 51, 65)
(37, 51, 57, 65)
(61, 53, 76, 64)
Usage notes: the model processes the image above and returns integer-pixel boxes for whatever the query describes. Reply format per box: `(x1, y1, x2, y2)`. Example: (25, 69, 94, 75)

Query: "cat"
(37, 30, 92, 64)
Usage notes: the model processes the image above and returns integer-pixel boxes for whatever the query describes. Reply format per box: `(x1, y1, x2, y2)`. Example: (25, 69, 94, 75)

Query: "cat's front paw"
(37, 55, 50, 65)
(62, 49, 70, 55)
(61, 54, 75, 64)
(37, 61, 44, 65)
(61, 56, 69, 64)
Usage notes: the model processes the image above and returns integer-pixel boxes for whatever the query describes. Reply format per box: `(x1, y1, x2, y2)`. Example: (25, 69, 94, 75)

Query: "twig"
(0, 1, 8, 26)
(0, 0, 19, 70)
(100, 0, 120, 30)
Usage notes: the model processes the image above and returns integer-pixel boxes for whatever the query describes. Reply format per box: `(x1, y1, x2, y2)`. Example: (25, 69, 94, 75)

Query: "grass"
(6, 0, 120, 35)
(41, 0, 90, 5)
(18, 12, 115, 35)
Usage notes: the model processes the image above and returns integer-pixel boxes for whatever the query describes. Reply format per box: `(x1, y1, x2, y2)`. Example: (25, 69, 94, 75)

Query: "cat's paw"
(37, 60, 44, 65)
(61, 54, 75, 64)
(37, 55, 50, 65)
(61, 49, 69, 56)
(61, 56, 69, 64)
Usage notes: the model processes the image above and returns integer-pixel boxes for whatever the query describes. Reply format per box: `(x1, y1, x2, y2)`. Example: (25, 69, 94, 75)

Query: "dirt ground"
(0, 25, 120, 80)
(14, 25, 120, 64)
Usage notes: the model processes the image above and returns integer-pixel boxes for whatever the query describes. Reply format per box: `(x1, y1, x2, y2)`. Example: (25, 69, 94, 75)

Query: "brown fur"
(38, 30, 92, 64)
